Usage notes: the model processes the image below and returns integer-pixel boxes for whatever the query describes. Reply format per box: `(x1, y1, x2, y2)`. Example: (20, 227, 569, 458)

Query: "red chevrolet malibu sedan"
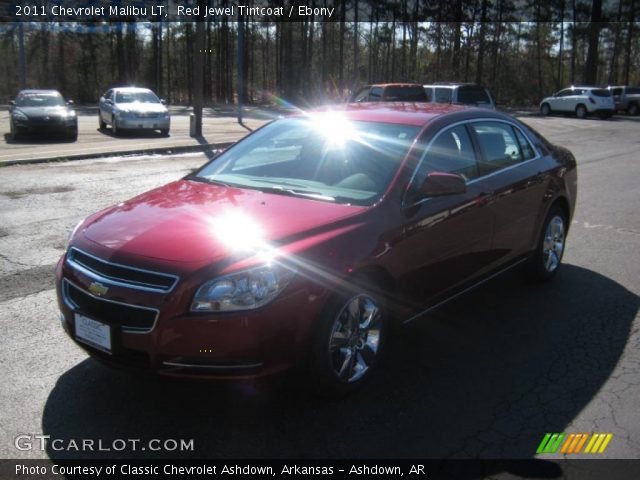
(56, 103, 577, 396)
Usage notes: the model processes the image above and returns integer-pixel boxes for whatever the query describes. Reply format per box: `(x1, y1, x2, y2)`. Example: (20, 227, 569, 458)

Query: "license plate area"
(74, 313, 112, 354)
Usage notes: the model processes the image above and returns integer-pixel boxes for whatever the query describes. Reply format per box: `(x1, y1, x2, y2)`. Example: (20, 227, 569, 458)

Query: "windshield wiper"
(186, 175, 231, 187)
(257, 185, 336, 202)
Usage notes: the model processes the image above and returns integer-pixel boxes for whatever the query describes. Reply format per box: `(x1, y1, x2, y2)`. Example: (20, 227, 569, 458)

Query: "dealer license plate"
(74, 314, 112, 354)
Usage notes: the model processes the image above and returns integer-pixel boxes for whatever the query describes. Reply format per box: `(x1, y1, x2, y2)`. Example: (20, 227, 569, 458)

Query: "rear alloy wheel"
(527, 206, 567, 281)
(160, 128, 170, 137)
(575, 104, 588, 119)
(629, 103, 639, 116)
(540, 103, 551, 116)
(310, 291, 387, 397)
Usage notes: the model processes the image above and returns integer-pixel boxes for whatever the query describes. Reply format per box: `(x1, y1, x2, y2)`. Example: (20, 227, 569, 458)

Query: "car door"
(394, 123, 495, 308)
(612, 87, 623, 110)
(564, 88, 582, 111)
(100, 90, 114, 123)
(549, 89, 568, 111)
(468, 120, 549, 265)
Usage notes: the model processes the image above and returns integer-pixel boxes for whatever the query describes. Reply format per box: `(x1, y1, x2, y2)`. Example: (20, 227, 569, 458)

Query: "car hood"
(82, 180, 367, 263)
(17, 106, 72, 118)
(115, 102, 167, 113)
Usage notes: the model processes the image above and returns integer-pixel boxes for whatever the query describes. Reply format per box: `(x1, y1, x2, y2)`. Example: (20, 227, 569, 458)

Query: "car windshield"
(16, 93, 65, 107)
(384, 86, 428, 101)
(115, 91, 160, 103)
(193, 116, 420, 205)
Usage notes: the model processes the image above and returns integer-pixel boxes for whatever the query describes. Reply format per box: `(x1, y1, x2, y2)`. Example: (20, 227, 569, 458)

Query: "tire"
(67, 129, 78, 142)
(99, 115, 106, 131)
(112, 115, 119, 135)
(9, 120, 22, 141)
(527, 205, 567, 282)
(308, 281, 388, 398)
(628, 103, 639, 116)
(160, 128, 170, 137)
(575, 104, 588, 119)
(540, 103, 551, 116)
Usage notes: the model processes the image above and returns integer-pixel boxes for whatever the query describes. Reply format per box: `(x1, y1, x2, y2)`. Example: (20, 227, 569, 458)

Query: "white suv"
(540, 86, 614, 119)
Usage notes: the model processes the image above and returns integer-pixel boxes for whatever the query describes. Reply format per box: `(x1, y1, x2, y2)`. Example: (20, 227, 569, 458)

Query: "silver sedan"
(98, 87, 170, 136)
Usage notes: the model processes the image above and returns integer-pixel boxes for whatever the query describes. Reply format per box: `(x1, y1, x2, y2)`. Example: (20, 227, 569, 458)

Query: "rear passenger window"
(512, 127, 536, 160)
(470, 122, 525, 173)
(435, 88, 452, 103)
(457, 86, 490, 105)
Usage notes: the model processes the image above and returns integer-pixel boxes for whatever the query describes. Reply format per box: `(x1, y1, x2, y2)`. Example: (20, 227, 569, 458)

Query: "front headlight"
(12, 110, 28, 121)
(191, 264, 294, 313)
(117, 110, 134, 119)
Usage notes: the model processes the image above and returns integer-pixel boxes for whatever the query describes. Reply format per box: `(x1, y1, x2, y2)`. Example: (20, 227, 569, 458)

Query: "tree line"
(1, 0, 638, 107)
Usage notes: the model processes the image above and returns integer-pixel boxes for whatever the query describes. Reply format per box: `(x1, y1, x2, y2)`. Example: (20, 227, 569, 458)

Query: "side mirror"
(160, 99, 167, 105)
(421, 172, 466, 197)
(9, 100, 15, 110)
(66, 100, 74, 105)
(105, 99, 113, 105)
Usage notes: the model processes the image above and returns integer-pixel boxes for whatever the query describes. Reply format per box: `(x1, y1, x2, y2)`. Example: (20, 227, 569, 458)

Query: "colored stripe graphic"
(537, 433, 566, 453)
(539, 433, 613, 454)
(585, 433, 614, 453)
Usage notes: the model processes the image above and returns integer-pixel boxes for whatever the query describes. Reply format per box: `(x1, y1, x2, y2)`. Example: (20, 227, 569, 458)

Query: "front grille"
(30, 116, 64, 126)
(136, 112, 161, 118)
(67, 247, 178, 292)
(64, 279, 158, 332)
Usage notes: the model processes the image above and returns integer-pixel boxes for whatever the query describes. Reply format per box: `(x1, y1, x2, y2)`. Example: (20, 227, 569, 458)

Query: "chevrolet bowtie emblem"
(88, 282, 108, 297)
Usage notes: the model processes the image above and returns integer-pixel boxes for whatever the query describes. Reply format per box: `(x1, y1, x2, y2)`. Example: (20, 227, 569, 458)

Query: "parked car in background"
(423, 83, 496, 109)
(539, 86, 614, 119)
(98, 87, 170, 136)
(57, 103, 576, 397)
(350, 83, 428, 102)
(607, 85, 640, 116)
(9, 89, 77, 141)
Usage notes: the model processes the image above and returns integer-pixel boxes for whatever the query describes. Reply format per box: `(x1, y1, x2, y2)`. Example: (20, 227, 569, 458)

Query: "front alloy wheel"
(328, 295, 382, 383)
(310, 290, 387, 397)
(575, 105, 587, 119)
(540, 103, 551, 116)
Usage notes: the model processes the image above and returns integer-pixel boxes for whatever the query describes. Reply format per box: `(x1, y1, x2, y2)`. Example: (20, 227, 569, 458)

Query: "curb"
(0, 141, 235, 167)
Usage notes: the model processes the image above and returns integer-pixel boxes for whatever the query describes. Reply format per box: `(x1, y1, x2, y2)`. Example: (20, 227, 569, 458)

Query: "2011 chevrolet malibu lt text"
(56, 103, 577, 396)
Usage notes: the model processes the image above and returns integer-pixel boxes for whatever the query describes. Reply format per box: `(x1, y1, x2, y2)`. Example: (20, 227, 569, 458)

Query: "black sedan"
(9, 90, 78, 141)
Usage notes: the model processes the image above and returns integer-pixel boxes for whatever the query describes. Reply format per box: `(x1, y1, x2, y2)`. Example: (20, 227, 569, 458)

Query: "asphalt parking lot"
(0, 114, 639, 464)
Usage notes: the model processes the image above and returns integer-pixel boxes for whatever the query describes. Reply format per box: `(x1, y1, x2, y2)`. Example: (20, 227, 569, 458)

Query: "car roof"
(424, 82, 481, 87)
(310, 102, 491, 127)
(18, 89, 62, 95)
(365, 83, 424, 88)
(112, 87, 154, 93)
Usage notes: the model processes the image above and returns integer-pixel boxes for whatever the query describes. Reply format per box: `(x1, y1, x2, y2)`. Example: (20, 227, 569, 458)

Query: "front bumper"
(55, 251, 326, 380)
(118, 116, 170, 130)
(14, 118, 76, 134)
